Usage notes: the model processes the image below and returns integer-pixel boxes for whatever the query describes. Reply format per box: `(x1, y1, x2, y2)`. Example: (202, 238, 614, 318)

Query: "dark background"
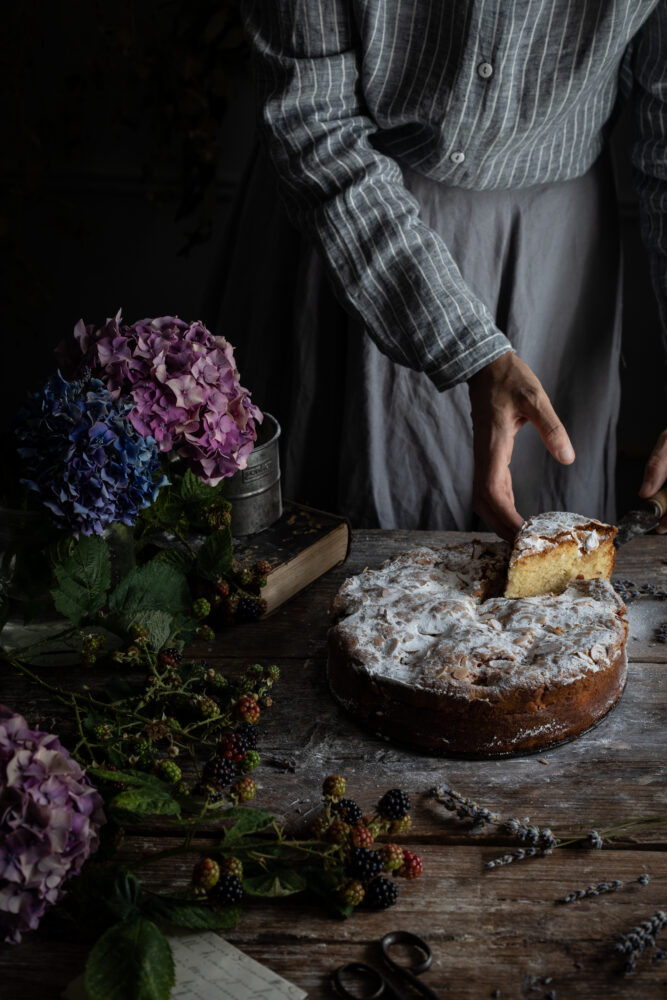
(1, 2, 664, 519)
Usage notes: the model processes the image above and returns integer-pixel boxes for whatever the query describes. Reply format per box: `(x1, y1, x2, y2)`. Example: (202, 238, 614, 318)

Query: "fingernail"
(557, 446, 575, 464)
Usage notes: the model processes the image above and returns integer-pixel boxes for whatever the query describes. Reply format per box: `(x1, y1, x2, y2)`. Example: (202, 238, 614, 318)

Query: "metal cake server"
(614, 488, 667, 548)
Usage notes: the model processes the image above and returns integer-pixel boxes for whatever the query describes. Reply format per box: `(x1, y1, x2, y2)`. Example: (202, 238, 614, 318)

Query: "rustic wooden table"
(2, 530, 667, 999)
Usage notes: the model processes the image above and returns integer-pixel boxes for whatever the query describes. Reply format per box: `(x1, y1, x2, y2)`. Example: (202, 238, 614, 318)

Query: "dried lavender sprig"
(485, 847, 538, 868)
(504, 817, 559, 850)
(559, 874, 651, 905)
(614, 909, 667, 974)
(430, 784, 500, 828)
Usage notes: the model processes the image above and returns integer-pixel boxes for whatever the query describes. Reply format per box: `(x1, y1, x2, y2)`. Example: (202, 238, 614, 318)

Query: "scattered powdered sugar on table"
(332, 542, 627, 700)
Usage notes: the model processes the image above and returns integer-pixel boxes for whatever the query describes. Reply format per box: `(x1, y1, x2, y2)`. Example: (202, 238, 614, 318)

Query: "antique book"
(234, 500, 350, 615)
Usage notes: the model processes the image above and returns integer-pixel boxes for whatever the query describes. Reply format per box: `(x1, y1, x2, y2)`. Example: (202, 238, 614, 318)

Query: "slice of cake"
(504, 512, 617, 599)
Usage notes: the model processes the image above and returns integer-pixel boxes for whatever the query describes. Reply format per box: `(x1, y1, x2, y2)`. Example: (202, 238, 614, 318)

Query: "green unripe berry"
(156, 759, 182, 784)
(192, 597, 211, 620)
(242, 750, 261, 773)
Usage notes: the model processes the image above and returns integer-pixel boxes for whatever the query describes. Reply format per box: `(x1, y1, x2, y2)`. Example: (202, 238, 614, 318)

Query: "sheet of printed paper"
(62, 930, 308, 1000)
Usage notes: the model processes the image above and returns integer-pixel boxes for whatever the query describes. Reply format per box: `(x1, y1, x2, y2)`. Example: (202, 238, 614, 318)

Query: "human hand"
(467, 352, 575, 542)
(639, 429, 667, 533)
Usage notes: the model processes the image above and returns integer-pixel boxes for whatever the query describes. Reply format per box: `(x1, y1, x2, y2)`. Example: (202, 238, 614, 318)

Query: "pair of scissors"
(333, 930, 442, 1000)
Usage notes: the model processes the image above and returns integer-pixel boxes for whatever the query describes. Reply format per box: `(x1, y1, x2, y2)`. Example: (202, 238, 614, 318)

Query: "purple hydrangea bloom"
(0, 706, 105, 943)
(68, 312, 262, 486)
(15, 372, 168, 536)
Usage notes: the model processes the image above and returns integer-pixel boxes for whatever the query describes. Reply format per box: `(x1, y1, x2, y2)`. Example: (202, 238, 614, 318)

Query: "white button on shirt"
(450, 151, 465, 165)
(478, 61, 494, 79)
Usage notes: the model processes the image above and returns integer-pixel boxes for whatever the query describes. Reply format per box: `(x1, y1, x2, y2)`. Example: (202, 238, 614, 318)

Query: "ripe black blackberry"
(364, 877, 399, 909)
(235, 722, 258, 750)
(236, 596, 262, 621)
(160, 647, 183, 663)
(346, 848, 384, 882)
(203, 756, 236, 787)
(334, 798, 363, 824)
(210, 875, 244, 906)
(377, 789, 411, 820)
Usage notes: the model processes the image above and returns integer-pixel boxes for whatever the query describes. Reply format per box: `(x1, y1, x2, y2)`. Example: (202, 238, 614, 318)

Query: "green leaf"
(304, 866, 353, 919)
(110, 786, 181, 820)
(85, 916, 174, 1000)
(221, 806, 275, 843)
(90, 767, 171, 789)
(109, 561, 190, 617)
(180, 468, 221, 504)
(50, 535, 111, 626)
(195, 527, 233, 581)
(244, 868, 307, 898)
(152, 548, 194, 576)
(110, 609, 173, 651)
(144, 896, 239, 930)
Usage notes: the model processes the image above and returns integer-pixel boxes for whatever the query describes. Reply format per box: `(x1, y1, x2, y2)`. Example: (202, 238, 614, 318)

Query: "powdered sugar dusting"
(331, 542, 628, 703)
(510, 511, 614, 562)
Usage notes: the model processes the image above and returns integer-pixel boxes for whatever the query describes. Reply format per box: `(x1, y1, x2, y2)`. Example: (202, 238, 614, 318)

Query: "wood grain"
(1, 531, 666, 999)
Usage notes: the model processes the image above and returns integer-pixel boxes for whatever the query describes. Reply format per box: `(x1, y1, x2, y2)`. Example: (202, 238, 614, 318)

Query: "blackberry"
(323, 775, 346, 799)
(192, 857, 220, 891)
(327, 820, 350, 844)
(218, 732, 249, 763)
(232, 777, 257, 802)
(236, 696, 260, 724)
(156, 760, 182, 784)
(377, 789, 411, 820)
(192, 597, 211, 620)
(380, 843, 404, 872)
(398, 849, 424, 879)
(364, 877, 399, 909)
(339, 880, 365, 907)
(199, 696, 220, 720)
(203, 756, 236, 787)
(389, 813, 412, 834)
(159, 647, 183, 666)
(334, 798, 363, 824)
(266, 664, 280, 681)
(236, 596, 262, 620)
(346, 848, 384, 882)
(219, 856, 244, 880)
(196, 625, 215, 641)
(242, 750, 261, 773)
(351, 826, 374, 849)
(236, 722, 258, 750)
(210, 875, 244, 906)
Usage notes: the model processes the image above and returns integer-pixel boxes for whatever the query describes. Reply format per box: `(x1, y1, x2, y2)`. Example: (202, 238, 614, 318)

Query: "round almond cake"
(327, 541, 628, 755)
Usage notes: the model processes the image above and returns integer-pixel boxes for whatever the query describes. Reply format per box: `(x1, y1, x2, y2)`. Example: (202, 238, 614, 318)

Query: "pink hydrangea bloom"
(0, 707, 105, 943)
(69, 312, 262, 485)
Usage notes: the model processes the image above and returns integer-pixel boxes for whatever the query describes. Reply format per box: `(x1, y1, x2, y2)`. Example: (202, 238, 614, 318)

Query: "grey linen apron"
(212, 147, 621, 530)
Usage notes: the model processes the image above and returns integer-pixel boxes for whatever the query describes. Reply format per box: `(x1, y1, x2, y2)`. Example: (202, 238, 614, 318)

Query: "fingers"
(472, 420, 524, 542)
(639, 429, 667, 498)
(518, 388, 575, 466)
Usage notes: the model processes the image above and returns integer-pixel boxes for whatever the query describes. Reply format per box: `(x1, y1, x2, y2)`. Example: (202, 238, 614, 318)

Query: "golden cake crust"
(327, 542, 628, 755)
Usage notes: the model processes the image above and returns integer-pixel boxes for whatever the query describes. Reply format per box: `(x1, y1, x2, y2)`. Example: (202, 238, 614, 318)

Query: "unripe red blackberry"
(398, 849, 424, 880)
(156, 760, 182, 784)
(219, 856, 244, 880)
(192, 857, 220, 891)
(364, 877, 399, 909)
(380, 843, 404, 872)
(323, 775, 346, 799)
(326, 819, 350, 844)
(129, 624, 149, 642)
(351, 826, 374, 849)
(158, 647, 182, 667)
(377, 789, 411, 820)
(254, 559, 272, 579)
(216, 579, 230, 598)
(242, 750, 261, 772)
(339, 880, 365, 907)
(346, 848, 384, 882)
(218, 732, 249, 763)
(210, 875, 244, 906)
(233, 777, 257, 802)
(236, 695, 260, 724)
(389, 814, 413, 835)
(196, 625, 215, 641)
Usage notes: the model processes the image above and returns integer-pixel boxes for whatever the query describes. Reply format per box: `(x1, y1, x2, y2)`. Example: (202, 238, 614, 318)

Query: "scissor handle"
(381, 931, 441, 1000)
(332, 962, 388, 1000)
(381, 930, 432, 974)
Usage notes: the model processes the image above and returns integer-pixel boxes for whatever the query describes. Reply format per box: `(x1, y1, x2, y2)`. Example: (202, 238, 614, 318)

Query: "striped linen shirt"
(242, 1, 667, 390)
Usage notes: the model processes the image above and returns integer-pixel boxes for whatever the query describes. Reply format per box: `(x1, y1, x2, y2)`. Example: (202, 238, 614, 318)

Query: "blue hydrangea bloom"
(15, 372, 168, 536)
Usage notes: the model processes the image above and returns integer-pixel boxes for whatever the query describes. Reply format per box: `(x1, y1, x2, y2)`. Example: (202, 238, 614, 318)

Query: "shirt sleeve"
(628, 1, 667, 353)
(241, 0, 513, 391)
